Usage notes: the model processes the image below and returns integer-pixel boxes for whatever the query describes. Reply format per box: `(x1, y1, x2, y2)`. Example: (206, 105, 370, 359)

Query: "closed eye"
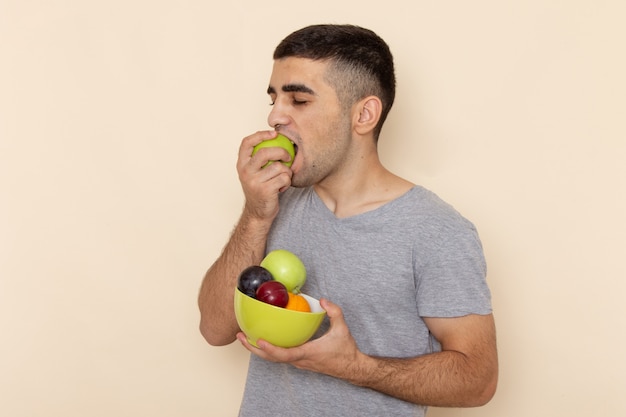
(268, 97, 308, 106)
(267, 83, 316, 106)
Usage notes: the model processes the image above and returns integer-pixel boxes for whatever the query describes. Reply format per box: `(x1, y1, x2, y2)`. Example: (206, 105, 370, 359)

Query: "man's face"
(267, 57, 352, 188)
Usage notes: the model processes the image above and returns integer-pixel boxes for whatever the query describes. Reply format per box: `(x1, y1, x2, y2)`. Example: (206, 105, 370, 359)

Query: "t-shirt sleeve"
(415, 217, 492, 317)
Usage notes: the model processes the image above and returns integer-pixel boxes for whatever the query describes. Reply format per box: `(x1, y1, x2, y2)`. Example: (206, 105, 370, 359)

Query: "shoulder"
(397, 186, 483, 251)
(399, 186, 474, 227)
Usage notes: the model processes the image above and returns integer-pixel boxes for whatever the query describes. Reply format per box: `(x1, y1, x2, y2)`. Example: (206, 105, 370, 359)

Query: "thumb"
(319, 299, 353, 341)
(320, 298, 343, 319)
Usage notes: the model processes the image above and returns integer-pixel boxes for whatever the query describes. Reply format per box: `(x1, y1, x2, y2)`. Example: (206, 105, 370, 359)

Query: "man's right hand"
(237, 130, 293, 221)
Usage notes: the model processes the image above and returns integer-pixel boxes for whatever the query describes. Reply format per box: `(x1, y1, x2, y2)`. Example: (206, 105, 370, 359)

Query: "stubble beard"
(289, 119, 353, 189)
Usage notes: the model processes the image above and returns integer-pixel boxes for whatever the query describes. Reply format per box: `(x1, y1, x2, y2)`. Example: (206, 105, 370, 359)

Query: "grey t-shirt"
(238, 186, 491, 417)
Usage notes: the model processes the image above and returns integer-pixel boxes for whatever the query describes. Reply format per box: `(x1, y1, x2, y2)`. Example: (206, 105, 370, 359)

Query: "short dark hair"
(273, 24, 396, 140)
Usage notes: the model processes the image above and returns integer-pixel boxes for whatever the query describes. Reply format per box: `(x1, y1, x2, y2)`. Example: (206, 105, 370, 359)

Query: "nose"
(267, 101, 290, 130)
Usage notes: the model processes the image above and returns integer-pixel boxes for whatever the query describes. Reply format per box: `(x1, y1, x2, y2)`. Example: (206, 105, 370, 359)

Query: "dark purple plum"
(237, 265, 274, 298)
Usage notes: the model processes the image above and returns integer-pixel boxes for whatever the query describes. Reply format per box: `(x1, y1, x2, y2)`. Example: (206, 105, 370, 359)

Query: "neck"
(313, 150, 414, 218)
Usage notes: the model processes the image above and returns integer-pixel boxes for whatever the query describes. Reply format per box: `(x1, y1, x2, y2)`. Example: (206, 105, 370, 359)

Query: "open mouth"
(291, 141, 298, 156)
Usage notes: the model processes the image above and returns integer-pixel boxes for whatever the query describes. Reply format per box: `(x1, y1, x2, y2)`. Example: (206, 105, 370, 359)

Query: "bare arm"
(198, 212, 273, 345)
(237, 300, 498, 407)
(350, 314, 498, 406)
(198, 130, 293, 346)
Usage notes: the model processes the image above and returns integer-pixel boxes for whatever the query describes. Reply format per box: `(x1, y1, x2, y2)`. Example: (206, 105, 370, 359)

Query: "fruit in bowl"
(237, 265, 274, 298)
(260, 249, 306, 294)
(234, 288, 326, 348)
(233, 249, 325, 347)
(255, 280, 290, 308)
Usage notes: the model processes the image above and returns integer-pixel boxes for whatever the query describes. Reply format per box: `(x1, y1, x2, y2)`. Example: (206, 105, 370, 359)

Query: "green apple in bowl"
(260, 249, 306, 293)
(252, 134, 295, 168)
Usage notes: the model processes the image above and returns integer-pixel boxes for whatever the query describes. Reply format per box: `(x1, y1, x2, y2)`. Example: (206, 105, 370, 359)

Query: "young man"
(198, 24, 498, 416)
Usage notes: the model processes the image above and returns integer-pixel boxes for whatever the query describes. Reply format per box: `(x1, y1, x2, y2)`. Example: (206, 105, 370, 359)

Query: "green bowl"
(234, 288, 326, 348)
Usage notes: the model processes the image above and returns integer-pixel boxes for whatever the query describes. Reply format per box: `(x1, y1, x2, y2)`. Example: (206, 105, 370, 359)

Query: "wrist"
(342, 351, 380, 387)
(242, 200, 279, 224)
(230, 209, 275, 261)
(345, 353, 408, 391)
(240, 207, 275, 233)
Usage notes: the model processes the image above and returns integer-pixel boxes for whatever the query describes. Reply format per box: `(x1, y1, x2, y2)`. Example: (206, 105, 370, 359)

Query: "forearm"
(328, 312, 497, 407)
(350, 348, 497, 407)
(198, 210, 273, 346)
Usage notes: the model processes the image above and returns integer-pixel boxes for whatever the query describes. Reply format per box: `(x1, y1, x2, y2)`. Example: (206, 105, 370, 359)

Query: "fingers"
(238, 130, 292, 180)
(236, 130, 292, 220)
(237, 332, 303, 363)
(239, 130, 294, 169)
(237, 130, 278, 167)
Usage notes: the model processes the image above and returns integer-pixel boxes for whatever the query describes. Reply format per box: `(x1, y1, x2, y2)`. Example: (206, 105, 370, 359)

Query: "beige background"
(1, 0, 625, 416)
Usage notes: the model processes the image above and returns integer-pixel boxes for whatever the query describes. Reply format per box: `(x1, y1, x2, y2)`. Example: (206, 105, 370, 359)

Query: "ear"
(353, 96, 382, 136)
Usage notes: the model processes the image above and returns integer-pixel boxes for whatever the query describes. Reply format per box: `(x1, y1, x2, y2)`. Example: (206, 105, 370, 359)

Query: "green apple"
(252, 134, 295, 168)
(260, 249, 306, 293)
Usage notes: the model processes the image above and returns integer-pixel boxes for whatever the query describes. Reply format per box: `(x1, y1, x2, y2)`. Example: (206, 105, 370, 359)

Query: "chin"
(290, 176, 313, 188)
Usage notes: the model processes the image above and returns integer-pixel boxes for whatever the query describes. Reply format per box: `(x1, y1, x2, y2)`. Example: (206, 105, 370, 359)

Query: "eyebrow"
(267, 83, 316, 96)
